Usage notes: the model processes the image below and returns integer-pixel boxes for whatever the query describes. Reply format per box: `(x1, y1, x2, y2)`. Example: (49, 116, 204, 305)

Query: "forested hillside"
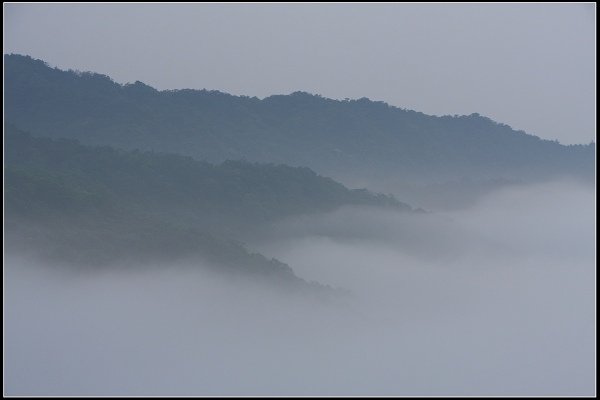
(5, 54, 594, 184)
(5, 124, 403, 284)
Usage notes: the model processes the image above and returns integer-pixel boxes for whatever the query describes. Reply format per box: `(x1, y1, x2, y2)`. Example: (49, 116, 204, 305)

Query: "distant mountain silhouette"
(5, 54, 594, 185)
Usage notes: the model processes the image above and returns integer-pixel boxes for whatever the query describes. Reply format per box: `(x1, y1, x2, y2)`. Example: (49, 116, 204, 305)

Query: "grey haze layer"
(3, 4, 596, 395)
(4, 180, 595, 396)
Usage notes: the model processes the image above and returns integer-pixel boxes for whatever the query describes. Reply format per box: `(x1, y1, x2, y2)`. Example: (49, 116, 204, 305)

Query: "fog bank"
(4, 180, 595, 395)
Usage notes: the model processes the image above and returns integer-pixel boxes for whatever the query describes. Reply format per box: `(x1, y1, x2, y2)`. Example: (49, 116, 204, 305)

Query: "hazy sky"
(3, 3, 596, 144)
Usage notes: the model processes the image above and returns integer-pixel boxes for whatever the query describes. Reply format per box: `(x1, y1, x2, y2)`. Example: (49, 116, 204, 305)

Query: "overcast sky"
(4, 3, 596, 144)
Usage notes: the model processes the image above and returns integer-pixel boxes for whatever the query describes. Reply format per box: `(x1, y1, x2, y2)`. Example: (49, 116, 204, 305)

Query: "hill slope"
(5, 124, 403, 284)
(5, 54, 594, 185)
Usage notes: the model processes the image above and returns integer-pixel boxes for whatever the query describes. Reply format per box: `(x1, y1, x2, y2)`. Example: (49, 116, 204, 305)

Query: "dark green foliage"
(4, 124, 403, 285)
(5, 124, 405, 229)
(5, 54, 595, 183)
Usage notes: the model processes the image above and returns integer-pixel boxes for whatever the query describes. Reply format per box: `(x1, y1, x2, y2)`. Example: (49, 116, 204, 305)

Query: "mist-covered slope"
(5, 124, 403, 282)
(5, 54, 594, 184)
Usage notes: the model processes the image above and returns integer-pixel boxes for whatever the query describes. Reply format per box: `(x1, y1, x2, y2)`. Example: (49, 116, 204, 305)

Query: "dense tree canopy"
(5, 54, 594, 184)
(5, 124, 403, 284)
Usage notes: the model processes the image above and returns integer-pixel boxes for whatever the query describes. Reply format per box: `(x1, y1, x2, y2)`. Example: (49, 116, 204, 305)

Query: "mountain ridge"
(6, 53, 594, 186)
(5, 123, 405, 288)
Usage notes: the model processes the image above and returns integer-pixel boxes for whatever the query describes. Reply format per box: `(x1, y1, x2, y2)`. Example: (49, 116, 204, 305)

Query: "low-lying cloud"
(4, 179, 595, 395)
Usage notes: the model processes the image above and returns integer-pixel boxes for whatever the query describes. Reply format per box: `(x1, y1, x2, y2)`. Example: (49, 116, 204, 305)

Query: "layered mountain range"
(4, 54, 595, 286)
